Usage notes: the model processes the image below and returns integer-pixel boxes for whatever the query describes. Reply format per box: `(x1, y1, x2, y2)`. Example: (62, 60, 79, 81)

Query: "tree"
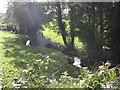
(108, 2, 120, 64)
(6, 1, 120, 65)
(56, 2, 67, 46)
(43, 2, 77, 56)
(67, 2, 120, 65)
(6, 2, 47, 46)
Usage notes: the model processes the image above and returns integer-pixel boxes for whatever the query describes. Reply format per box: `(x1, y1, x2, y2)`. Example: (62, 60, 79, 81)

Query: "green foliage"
(6, 2, 120, 64)
(1, 1, 120, 87)
(82, 62, 118, 88)
(0, 31, 75, 88)
(47, 62, 119, 88)
(0, 31, 120, 89)
(15, 61, 119, 88)
(67, 2, 120, 64)
(42, 20, 84, 50)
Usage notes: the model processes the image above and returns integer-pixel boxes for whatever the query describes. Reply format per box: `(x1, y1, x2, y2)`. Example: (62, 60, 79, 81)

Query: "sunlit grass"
(42, 28, 64, 45)
(0, 31, 72, 87)
(42, 27, 84, 50)
(0, 30, 119, 88)
(0, 31, 22, 87)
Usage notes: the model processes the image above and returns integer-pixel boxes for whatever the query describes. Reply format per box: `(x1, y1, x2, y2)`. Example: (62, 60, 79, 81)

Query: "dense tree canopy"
(6, 2, 120, 66)
(6, 2, 48, 45)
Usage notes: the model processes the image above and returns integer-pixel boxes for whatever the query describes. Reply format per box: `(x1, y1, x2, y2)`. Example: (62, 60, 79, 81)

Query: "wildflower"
(22, 86, 28, 88)
(99, 65, 104, 69)
(39, 76, 46, 79)
(105, 61, 111, 66)
(106, 85, 111, 88)
(17, 78, 23, 84)
(98, 70, 104, 76)
(45, 56, 50, 59)
(14, 77, 19, 81)
(88, 74, 93, 78)
(22, 70, 29, 73)
(49, 79, 54, 83)
(21, 81, 27, 84)
(37, 59, 42, 62)
(12, 82, 21, 88)
(80, 80, 85, 83)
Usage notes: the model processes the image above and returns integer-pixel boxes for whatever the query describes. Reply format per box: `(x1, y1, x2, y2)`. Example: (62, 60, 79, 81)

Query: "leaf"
(109, 71, 116, 80)
(40, 61, 44, 65)
(28, 67, 35, 74)
(29, 67, 34, 71)
(34, 77, 39, 83)
(45, 62, 49, 65)
(45, 66, 48, 70)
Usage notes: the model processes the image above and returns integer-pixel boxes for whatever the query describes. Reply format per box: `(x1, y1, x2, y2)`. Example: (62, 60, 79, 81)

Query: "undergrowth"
(0, 31, 120, 89)
(0, 31, 77, 88)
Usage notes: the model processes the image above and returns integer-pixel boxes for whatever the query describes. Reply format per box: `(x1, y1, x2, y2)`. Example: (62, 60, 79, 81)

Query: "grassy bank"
(0, 31, 76, 88)
(0, 31, 119, 88)
(42, 27, 84, 50)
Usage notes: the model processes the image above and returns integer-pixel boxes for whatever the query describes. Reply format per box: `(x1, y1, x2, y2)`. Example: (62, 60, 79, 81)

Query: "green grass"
(42, 28, 64, 45)
(42, 27, 84, 49)
(0, 31, 76, 88)
(0, 31, 119, 88)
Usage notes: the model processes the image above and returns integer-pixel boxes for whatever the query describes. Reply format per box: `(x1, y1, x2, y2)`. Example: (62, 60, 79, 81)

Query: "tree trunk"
(57, 2, 67, 46)
(28, 28, 38, 46)
(69, 5, 75, 48)
(110, 3, 120, 64)
(99, 4, 104, 51)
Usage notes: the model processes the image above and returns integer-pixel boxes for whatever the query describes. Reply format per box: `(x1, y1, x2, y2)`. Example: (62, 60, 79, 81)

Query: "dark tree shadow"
(1, 32, 80, 78)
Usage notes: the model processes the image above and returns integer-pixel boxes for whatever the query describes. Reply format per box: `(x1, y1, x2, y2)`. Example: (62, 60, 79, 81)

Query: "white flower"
(80, 80, 85, 83)
(22, 86, 28, 88)
(17, 78, 23, 84)
(105, 61, 111, 66)
(105, 85, 111, 88)
(45, 56, 50, 59)
(49, 79, 54, 83)
(88, 74, 93, 78)
(39, 76, 46, 79)
(14, 77, 19, 80)
(22, 70, 29, 73)
(21, 81, 27, 84)
(99, 65, 104, 69)
(12, 82, 21, 87)
(98, 70, 104, 76)
(37, 59, 42, 62)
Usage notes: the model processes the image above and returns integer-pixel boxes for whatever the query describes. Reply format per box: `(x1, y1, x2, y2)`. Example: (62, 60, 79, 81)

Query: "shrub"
(11, 61, 120, 89)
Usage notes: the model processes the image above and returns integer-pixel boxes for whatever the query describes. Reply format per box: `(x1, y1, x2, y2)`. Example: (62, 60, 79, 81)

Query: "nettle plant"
(12, 54, 50, 88)
(11, 59, 119, 88)
(49, 61, 119, 88)
(81, 61, 119, 88)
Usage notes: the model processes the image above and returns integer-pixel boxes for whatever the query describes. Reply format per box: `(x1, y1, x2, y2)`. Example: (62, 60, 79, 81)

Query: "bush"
(11, 61, 120, 88)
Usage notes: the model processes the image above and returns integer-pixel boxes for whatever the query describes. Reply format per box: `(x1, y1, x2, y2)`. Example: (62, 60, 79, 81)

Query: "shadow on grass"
(1, 31, 80, 78)
(2, 35, 48, 67)
(1, 33, 67, 67)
